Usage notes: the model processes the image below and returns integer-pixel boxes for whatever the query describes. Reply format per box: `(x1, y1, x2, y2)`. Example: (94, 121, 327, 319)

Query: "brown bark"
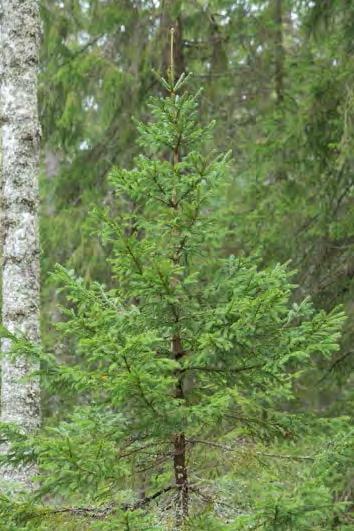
(173, 432, 188, 526)
(172, 329, 189, 526)
(170, 91, 189, 525)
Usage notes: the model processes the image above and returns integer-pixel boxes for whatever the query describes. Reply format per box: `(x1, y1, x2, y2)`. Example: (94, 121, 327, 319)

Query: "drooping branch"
(26, 485, 175, 522)
(186, 438, 314, 461)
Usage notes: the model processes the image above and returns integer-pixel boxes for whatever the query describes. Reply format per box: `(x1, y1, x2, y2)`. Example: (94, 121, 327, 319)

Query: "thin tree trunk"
(274, 0, 285, 104)
(170, 96, 189, 524)
(0, 0, 41, 487)
(172, 335, 189, 527)
(173, 431, 188, 527)
(273, 0, 287, 182)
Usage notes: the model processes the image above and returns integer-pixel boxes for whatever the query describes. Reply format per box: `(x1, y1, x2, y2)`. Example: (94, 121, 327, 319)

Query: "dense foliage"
(0, 0, 353, 529)
(1, 72, 352, 529)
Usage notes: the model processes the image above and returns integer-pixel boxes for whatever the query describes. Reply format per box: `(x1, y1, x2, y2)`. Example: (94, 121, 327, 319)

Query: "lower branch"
(26, 485, 175, 521)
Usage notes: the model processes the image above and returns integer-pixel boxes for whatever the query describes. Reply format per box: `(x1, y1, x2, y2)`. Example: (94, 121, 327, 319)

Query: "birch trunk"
(0, 0, 41, 487)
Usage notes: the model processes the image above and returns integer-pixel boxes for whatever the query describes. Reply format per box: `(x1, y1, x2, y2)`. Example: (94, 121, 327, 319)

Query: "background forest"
(0, 0, 353, 529)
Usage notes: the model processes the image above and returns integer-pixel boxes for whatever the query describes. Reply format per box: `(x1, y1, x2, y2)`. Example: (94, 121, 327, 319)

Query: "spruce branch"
(26, 486, 175, 521)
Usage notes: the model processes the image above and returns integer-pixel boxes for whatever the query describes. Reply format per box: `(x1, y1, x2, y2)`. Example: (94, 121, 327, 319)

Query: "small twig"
(180, 363, 264, 374)
(126, 485, 175, 510)
(317, 350, 354, 383)
(122, 354, 162, 417)
(187, 437, 233, 451)
(187, 438, 314, 461)
(258, 452, 314, 461)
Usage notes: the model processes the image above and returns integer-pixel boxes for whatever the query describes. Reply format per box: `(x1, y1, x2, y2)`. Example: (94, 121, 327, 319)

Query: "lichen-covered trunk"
(0, 0, 41, 486)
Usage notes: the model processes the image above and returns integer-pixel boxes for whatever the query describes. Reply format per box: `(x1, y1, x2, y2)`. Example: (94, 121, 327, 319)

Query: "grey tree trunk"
(0, 0, 41, 487)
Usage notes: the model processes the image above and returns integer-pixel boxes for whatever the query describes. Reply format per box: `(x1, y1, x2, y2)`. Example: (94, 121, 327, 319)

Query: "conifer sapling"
(0, 66, 346, 529)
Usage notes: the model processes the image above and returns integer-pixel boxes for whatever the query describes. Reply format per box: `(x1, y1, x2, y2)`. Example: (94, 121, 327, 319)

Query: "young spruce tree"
(0, 68, 346, 528)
